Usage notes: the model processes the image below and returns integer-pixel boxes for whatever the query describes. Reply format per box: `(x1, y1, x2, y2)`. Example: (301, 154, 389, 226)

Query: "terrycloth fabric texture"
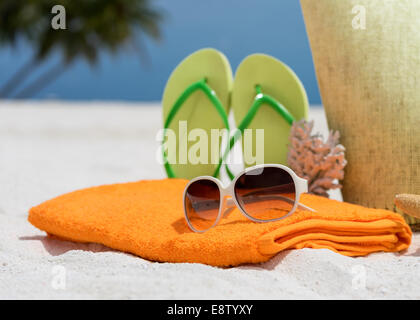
(28, 179, 412, 267)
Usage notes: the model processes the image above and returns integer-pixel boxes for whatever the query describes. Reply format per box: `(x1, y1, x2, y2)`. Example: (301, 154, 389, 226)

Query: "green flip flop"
(162, 48, 233, 180)
(226, 54, 309, 168)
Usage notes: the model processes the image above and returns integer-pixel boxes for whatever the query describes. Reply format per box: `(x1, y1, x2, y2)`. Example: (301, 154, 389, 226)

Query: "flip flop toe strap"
(219, 85, 296, 173)
(162, 78, 232, 178)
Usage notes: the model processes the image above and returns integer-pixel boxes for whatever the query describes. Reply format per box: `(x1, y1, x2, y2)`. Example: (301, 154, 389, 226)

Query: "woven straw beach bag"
(300, 0, 420, 229)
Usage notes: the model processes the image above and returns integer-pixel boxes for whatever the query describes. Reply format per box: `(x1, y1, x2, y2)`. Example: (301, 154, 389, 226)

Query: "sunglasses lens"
(234, 167, 296, 220)
(185, 179, 221, 232)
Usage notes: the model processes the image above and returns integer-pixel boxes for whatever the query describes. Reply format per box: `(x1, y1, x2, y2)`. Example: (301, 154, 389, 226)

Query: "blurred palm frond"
(0, 0, 163, 98)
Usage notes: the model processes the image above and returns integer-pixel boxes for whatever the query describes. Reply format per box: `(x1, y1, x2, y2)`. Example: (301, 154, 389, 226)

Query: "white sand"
(0, 101, 419, 299)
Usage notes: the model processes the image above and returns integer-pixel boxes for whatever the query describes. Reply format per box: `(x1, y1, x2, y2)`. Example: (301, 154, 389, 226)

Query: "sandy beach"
(0, 101, 419, 299)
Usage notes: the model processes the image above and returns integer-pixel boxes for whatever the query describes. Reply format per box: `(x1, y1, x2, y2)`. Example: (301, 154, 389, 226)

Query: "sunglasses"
(183, 164, 315, 233)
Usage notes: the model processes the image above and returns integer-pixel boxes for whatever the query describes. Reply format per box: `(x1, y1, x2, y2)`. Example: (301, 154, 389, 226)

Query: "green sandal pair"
(162, 48, 309, 180)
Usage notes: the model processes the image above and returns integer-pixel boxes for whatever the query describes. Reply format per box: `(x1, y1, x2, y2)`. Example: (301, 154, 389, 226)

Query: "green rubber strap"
(212, 152, 235, 180)
(162, 78, 231, 178)
(239, 85, 295, 130)
(218, 85, 296, 169)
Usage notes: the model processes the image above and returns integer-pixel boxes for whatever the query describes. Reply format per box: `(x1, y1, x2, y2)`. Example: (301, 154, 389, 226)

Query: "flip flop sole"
(162, 48, 233, 179)
(231, 54, 309, 167)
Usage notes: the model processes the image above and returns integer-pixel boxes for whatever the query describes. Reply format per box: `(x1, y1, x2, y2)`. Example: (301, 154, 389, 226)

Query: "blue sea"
(0, 0, 321, 104)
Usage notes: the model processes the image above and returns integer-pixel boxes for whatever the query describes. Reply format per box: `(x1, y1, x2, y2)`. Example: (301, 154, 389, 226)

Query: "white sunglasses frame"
(183, 163, 315, 233)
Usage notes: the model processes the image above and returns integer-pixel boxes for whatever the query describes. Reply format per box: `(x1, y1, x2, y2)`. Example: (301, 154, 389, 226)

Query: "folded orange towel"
(28, 179, 412, 267)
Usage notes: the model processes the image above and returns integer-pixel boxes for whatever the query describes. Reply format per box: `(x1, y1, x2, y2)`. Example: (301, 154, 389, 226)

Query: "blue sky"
(0, 0, 321, 103)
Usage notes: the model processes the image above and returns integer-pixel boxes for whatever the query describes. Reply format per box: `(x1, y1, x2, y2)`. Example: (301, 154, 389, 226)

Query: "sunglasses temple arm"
(242, 184, 295, 196)
(267, 195, 316, 212)
(235, 193, 316, 212)
(297, 202, 316, 212)
(223, 194, 316, 217)
(298, 179, 316, 211)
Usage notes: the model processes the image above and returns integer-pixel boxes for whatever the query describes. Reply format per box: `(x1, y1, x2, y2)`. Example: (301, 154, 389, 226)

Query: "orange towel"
(28, 179, 412, 267)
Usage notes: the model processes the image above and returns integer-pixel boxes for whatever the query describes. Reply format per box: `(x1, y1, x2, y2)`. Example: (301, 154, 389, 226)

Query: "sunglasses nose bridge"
(223, 195, 235, 208)
(220, 194, 236, 219)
